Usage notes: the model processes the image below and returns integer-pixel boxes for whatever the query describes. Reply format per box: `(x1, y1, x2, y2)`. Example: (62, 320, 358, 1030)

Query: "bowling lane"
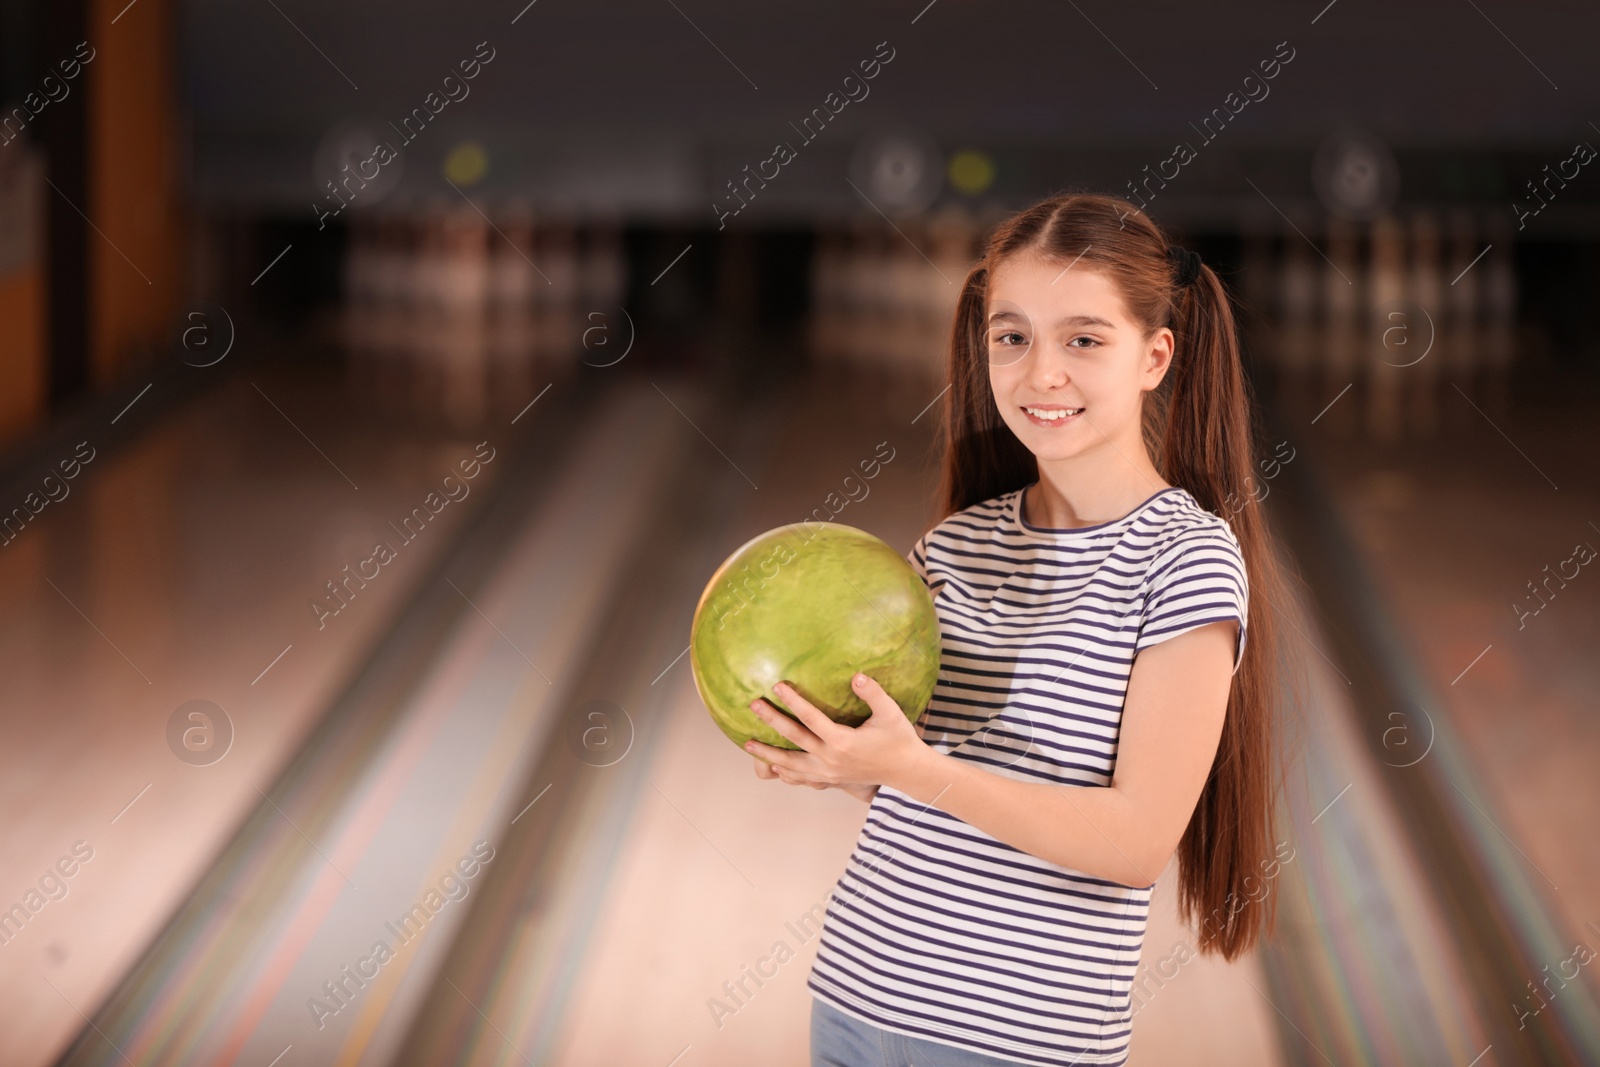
(0, 362, 509, 1067)
(1256, 599, 1491, 1065)
(1240, 215, 1600, 1057)
(1298, 372, 1600, 992)
(43, 375, 700, 1067)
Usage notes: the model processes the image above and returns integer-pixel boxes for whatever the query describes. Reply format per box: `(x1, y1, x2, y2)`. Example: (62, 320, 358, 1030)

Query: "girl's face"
(985, 252, 1173, 464)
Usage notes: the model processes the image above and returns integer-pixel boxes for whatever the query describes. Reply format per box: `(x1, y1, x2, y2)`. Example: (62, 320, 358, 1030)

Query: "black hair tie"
(1167, 244, 1202, 289)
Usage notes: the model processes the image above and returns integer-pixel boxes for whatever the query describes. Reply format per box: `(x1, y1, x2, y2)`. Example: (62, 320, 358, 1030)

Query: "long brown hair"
(932, 190, 1295, 961)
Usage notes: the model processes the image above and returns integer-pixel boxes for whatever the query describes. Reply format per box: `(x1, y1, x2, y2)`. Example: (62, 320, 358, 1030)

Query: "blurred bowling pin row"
(341, 204, 628, 429)
(808, 206, 988, 397)
(1240, 209, 1518, 442)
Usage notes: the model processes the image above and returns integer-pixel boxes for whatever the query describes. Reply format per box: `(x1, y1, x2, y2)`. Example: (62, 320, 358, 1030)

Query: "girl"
(746, 191, 1294, 1066)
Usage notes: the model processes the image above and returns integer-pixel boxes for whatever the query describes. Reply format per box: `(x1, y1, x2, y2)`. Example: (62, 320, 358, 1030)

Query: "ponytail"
(1160, 261, 1296, 960)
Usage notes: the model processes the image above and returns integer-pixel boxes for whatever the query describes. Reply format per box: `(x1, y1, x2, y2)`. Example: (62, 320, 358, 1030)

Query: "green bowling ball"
(689, 522, 941, 753)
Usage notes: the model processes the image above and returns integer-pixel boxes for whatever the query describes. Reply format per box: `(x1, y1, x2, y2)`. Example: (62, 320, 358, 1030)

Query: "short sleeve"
(907, 531, 932, 590)
(906, 530, 941, 745)
(1134, 526, 1250, 674)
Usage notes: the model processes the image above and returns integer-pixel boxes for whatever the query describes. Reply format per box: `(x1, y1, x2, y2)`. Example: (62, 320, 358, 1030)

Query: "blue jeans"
(811, 997, 1029, 1067)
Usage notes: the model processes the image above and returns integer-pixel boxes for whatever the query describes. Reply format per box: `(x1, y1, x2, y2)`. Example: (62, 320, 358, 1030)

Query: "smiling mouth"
(1022, 405, 1085, 423)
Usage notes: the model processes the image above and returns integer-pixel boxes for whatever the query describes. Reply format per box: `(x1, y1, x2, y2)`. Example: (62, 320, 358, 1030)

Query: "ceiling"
(178, 0, 1600, 221)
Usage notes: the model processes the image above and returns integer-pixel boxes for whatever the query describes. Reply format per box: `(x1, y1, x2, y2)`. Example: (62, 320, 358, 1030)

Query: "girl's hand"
(751, 754, 878, 800)
(744, 672, 926, 792)
(752, 754, 830, 790)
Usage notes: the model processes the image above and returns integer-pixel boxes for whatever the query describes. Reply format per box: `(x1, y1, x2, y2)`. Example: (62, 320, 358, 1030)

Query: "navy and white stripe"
(807, 484, 1249, 1066)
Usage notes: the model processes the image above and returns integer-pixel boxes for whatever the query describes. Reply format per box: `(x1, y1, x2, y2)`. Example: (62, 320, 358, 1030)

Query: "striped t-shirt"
(807, 483, 1250, 1066)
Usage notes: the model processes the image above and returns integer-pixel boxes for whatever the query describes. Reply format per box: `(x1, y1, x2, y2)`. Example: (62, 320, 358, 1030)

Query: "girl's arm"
(886, 619, 1238, 888)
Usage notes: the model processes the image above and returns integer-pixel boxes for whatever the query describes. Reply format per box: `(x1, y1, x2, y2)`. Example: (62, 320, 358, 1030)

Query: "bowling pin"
(340, 212, 377, 385)
(1443, 208, 1481, 432)
(369, 208, 419, 419)
(1480, 210, 1517, 421)
(1276, 230, 1319, 419)
(1366, 214, 1406, 444)
(926, 207, 976, 394)
(534, 221, 580, 380)
(488, 200, 538, 411)
(1321, 215, 1362, 434)
(838, 216, 876, 380)
(438, 204, 491, 428)
(399, 204, 437, 422)
(578, 216, 628, 324)
(886, 216, 927, 398)
(1405, 210, 1444, 438)
(869, 218, 901, 397)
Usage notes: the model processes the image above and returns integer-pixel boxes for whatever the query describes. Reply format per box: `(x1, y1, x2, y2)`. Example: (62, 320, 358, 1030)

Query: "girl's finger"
(851, 672, 908, 722)
(753, 754, 778, 779)
(750, 697, 819, 751)
(776, 767, 820, 788)
(749, 737, 828, 780)
(747, 738, 798, 775)
(769, 681, 842, 744)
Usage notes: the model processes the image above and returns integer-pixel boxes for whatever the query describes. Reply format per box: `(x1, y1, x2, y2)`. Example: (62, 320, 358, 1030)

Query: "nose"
(1025, 341, 1073, 389)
